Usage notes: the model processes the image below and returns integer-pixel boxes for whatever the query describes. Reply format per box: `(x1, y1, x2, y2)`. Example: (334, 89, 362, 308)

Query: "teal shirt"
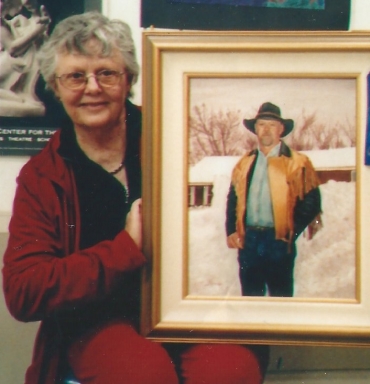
(246, 142, 281, 227)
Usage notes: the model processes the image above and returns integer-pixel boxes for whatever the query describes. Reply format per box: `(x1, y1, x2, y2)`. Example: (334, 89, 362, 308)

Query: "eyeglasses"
(55, 69, 126, 90)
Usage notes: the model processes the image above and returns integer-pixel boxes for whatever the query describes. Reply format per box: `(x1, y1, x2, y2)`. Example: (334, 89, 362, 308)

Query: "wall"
(0, 234, 39, 383)
(1, 0, 370, 382)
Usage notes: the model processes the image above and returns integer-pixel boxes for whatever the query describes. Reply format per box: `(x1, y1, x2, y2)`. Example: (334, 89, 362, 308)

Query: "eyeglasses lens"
(59, 71, 123, 89)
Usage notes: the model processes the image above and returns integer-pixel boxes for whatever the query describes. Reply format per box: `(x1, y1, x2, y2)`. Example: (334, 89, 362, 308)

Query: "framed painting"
(141, 0, 350, 31)
(141, 31, 370, 346)
(0, 0, 101, 156)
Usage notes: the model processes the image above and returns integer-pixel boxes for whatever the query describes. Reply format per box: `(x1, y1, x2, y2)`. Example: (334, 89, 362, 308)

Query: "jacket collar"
(27, 128, 70, 184)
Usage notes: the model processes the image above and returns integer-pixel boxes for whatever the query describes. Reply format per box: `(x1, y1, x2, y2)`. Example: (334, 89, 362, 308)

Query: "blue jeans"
(238, 228, 296, 297)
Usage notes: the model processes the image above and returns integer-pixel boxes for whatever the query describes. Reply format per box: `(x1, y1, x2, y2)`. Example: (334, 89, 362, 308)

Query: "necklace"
(109, 161, 125, 175)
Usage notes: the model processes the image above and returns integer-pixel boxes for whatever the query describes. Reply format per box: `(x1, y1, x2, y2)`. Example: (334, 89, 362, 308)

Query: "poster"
(141, 0, 349, 31)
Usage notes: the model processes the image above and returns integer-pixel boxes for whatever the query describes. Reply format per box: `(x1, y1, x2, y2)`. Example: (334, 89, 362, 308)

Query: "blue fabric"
(63, 377, 80, 384)
(365, 73, 370, 165)
(170, 0, 325, 9)
(246, 143, 280, 227)
(62, 367, 80, 384)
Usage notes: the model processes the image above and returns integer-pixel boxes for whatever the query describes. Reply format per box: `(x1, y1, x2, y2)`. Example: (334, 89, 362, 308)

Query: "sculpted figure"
(0, 0, 50, 116)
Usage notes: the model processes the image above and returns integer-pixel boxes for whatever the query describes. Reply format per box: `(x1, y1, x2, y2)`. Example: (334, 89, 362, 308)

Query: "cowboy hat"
(243, 102, 294, 137)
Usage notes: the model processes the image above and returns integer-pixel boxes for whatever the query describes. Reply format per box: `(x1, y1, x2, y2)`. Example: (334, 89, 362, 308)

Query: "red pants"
(68, 322, 267, 384)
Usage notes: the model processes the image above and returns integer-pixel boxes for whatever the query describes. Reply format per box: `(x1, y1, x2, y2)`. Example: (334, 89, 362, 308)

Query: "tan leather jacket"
(228, 142, 321, 246)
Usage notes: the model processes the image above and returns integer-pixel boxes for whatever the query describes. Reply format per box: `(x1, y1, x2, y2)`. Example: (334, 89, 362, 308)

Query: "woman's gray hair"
(37, 11, 139, 94)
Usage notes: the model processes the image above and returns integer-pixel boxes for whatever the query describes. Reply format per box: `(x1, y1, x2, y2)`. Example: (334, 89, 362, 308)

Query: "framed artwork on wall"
(141, 0, 350, 31)
(141, 30, 370, 346)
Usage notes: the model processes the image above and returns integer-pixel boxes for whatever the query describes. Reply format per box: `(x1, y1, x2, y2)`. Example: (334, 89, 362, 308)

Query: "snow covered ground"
(188, 153, 356, 299)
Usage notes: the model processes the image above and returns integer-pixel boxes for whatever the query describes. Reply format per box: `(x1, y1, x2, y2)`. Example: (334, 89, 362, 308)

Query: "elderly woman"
(2, 12, 268, 384)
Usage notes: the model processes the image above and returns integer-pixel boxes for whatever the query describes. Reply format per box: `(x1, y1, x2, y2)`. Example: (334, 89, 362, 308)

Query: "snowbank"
(188, 176, 355, 299)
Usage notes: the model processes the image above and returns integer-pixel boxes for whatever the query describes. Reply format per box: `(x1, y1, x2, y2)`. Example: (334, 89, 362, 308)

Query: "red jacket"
(2, 129, 146, 383)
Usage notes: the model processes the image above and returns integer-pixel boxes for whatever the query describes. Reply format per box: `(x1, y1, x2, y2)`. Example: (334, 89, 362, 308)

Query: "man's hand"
(227, 232, 243, 249)
(125, 198, 142, 250)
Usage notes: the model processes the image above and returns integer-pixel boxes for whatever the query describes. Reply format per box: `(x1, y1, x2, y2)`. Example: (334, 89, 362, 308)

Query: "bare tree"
(286, 110, 355, 151)
(189, 104, 254, 164)
(189, 104, 355, 165)
(287, 110, 317, 150)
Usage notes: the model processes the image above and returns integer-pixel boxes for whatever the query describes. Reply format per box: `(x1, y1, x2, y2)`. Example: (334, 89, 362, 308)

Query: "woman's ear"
(51, 82, 61, 100)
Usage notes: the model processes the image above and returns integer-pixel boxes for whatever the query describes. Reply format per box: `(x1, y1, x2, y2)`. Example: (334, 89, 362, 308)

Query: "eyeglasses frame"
(55, 69, 127, 90)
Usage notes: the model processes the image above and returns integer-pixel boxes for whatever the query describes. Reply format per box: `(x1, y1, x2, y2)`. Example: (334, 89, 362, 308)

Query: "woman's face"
(54, 45, 131, 133)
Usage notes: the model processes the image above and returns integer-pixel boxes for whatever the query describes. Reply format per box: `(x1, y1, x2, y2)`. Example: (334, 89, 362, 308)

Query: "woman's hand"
(125, 198, 142, 250)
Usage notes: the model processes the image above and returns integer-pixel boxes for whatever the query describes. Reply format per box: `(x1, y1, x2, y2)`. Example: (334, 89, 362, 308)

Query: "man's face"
(255, 118, 284, 149)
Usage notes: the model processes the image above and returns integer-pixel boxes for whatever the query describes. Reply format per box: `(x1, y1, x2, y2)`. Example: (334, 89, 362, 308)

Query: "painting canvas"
(171, 0, 325, 9)
(187, 76, 356, 300)
(141, 0, 349, 30)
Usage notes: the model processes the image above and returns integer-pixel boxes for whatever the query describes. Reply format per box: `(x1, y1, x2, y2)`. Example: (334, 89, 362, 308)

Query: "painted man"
(226, 102, 322, 297)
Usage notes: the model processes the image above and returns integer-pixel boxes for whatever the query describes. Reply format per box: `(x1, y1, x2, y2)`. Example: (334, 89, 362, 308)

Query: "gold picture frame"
(141, 31, 370, 346)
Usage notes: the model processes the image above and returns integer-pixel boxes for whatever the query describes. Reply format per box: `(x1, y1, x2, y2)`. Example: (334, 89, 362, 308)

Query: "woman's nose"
(85, 75, 102, 92)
